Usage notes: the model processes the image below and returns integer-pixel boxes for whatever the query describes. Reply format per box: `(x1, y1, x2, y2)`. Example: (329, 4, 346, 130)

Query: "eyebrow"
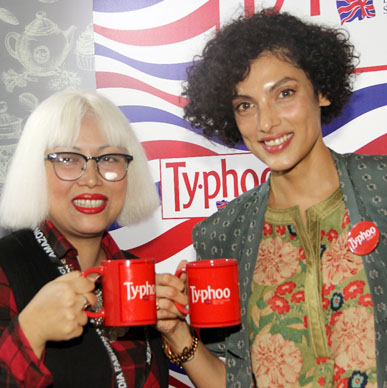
(268, 77, 297, 92)
(72, 145, 111, 151)
(232, 76, 298, 99)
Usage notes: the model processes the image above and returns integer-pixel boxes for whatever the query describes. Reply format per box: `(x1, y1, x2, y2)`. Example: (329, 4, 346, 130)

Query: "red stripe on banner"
(169, 375, 192, 388)
(94, 0, 220, 46)
(128, 218, 206, 262)
(244, 0, 255, 17)
(273, 0, 285, 12)
(96, 72, 188, 107)
(310, 0, 321, 16)
(356, 133, 387, 155)
(354, 65, 387, 73)
(142, 140, 219, 161)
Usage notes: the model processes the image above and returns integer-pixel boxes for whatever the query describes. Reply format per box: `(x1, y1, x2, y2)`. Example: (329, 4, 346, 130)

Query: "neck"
(268, 143, 339, 219)
(67, 234, 105, 271)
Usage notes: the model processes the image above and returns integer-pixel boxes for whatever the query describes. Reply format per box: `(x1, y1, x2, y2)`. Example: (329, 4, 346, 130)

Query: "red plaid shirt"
(0, 221, 161, 387)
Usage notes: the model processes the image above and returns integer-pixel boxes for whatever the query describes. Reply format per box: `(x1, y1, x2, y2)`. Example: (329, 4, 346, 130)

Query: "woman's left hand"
(155, 261, 227, 388)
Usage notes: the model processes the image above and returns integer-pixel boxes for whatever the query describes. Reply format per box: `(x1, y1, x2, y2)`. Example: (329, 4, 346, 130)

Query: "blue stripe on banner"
(95, 43, 190, 80)
(322, 84, 387, 136)
(93, 0, 163, 13)
(120, 106, 192, 129)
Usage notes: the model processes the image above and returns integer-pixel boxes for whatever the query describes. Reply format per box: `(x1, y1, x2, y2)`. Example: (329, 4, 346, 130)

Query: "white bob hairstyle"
(0, 88, 159, 230)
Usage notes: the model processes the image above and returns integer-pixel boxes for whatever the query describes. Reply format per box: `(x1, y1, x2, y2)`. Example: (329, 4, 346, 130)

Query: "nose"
(78, 160, 102, 187)
(258, 103, 280, 133)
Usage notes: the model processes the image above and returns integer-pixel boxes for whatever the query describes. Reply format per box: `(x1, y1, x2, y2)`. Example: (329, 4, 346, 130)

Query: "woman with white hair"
(0, 89, 168, 387)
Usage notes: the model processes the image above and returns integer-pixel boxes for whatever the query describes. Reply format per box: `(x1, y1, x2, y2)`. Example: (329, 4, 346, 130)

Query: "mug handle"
(81, 266, 105, 319)
(174, 267, 189, 315)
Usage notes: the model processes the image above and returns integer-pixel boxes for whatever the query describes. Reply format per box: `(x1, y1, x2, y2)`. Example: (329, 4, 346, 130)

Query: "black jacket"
(0, 228, 168, 388)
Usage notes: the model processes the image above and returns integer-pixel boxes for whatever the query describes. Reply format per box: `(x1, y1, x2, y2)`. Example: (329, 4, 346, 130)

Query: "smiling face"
(45, 114, 128, 243)
(232, 52, 331, 175)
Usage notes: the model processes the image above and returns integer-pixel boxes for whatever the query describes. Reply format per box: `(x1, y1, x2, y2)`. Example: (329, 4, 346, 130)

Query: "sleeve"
(200, 326, 237, 359)
(0, 268, 53, 388)
(344, 154, 387, 231)
(192, 220, 228, 358)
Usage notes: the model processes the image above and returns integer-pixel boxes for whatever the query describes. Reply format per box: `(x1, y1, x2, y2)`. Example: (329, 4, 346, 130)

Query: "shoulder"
(194, 182, 269, 234)
(0, 229, 59, 310)
(0, 229, 36, 256)
(337, 151, 387, 169)
(192, 182, 269, 259)
(334, 151, 386, 226)
(338, 152, 386, 186)
(333, 151, 386, 193)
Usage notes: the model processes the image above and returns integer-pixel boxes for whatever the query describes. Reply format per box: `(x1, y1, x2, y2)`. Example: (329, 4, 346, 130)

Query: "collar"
(40, 220, 126, 271)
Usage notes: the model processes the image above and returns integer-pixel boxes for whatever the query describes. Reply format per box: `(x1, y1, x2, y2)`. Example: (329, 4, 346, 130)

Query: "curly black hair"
(182, 10, 359, 147)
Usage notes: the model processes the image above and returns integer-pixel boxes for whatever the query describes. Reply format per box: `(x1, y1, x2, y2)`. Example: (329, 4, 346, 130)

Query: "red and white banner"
(92, 1, 387, 385)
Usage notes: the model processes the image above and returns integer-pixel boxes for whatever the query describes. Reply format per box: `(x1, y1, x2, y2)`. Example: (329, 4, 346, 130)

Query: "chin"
(76, 221, 110, 235)
(267, 161, 297, 175)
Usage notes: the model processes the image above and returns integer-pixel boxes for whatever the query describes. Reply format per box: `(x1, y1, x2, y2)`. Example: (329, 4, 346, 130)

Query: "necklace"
(90, 287, 130, 341)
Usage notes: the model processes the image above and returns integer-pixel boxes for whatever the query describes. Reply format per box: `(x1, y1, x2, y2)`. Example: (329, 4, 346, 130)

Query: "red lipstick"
(72, 193, 108, 214)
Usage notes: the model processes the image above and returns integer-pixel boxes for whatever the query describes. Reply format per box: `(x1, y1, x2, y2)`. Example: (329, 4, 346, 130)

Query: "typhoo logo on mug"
(124, 281, 155, 301)
(175, 259, 241, 328)
(82, 259, 157, 326)
(190, 285, 231, 305)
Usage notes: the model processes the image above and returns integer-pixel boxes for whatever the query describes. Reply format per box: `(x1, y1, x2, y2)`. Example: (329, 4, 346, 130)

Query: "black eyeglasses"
(45, 152, 133, 182)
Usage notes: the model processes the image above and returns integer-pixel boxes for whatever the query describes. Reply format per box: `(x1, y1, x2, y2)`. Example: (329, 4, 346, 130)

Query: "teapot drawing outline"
(5, 11, 76, 76)
(0, 101, 22, 183)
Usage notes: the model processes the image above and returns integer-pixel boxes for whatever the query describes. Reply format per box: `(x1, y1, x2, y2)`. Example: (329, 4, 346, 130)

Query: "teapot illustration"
(0, 101, 22, 138)
(0, 102, 22, 183)
(5, 11, 76, 76)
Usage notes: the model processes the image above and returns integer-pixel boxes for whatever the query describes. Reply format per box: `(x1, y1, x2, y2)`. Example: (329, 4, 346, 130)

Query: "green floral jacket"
(192, 151, 387, 388)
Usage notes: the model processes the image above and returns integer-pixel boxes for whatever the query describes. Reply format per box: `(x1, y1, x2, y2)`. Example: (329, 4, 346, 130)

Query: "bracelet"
(162, 335, 199, 368)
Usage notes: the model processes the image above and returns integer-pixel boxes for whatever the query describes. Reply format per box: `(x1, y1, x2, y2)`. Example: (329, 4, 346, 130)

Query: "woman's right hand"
(156, 260, 227, 388)
(155, 260, 190, 340)
(18, 271, 97, 359)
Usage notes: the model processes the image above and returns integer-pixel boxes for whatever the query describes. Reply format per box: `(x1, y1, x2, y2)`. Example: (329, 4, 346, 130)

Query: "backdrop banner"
(1, 1, 386, 386)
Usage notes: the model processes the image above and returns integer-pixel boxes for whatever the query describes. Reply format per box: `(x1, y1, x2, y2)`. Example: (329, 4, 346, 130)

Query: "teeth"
(73, 199, 105, 208)
(264, 134, 293, 146)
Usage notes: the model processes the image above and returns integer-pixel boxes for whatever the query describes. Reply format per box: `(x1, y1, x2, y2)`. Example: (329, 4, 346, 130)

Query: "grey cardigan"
(192, 151, 387, 388)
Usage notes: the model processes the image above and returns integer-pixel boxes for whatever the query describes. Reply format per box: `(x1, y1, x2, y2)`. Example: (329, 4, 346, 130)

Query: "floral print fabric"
(248, 189, 376, 388)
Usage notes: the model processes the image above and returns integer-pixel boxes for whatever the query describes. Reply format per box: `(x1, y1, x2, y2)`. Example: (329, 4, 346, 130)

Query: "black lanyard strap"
(97, 328, 128, 388)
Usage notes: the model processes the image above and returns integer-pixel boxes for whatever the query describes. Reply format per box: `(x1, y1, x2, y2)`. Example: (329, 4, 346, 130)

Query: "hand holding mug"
(174, 259, 241, 328)
(82, 258, 157, 326)
(18, 271, 96, 358)
(155, 260, 189, 337)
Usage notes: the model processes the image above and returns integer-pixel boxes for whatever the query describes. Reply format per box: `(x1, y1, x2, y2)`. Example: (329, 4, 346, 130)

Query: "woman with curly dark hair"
(183, 10, 356, 147)
(156, 10, 387, 388)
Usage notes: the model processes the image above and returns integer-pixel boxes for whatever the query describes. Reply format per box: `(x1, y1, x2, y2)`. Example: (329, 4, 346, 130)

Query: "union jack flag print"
(336, 0, 376, 24)
(216, 200, 229, 210)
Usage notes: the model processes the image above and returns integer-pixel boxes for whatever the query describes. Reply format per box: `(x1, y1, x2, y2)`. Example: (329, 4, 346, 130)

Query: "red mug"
(175, 259, 241, 328)
(82, 258, 156, 326)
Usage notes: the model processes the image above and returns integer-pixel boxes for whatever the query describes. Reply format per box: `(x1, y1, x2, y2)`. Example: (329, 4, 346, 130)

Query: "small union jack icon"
(336, 0, 376, 24)
(216, 200, 228, 210)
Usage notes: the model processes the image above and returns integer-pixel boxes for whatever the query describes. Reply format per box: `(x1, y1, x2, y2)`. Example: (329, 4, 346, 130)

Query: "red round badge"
(347, 221, 380, 256)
